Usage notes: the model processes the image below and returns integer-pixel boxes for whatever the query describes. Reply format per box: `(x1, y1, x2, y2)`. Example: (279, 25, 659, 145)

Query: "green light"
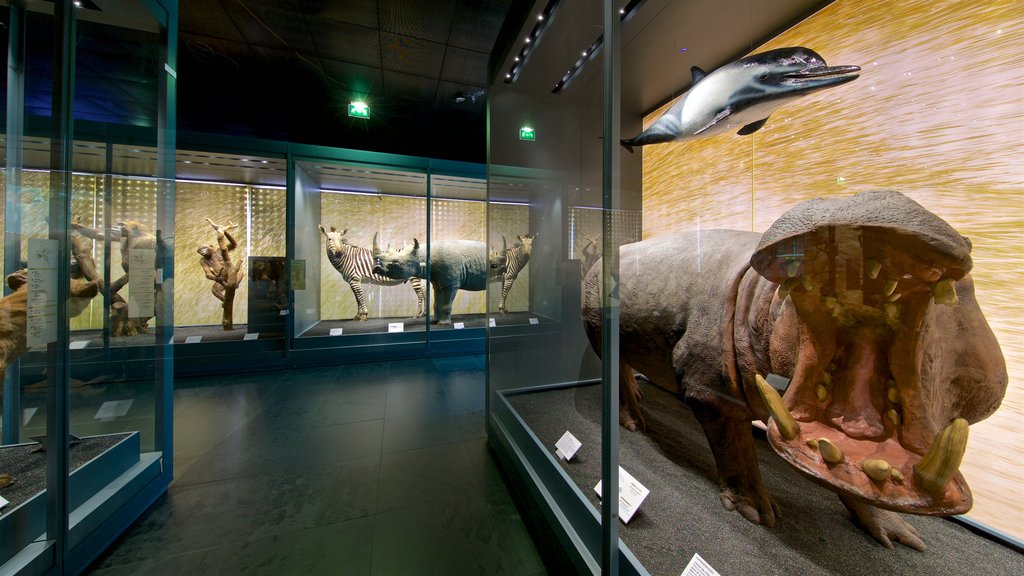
(349, 101, 370, 119)
(519, 126, 536, 141)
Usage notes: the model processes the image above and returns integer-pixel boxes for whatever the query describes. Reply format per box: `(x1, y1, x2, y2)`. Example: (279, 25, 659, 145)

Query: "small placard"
(488, 318, 496, 328)
(279, 309, 289, 316)
(453, 322, 465, 330)
(681, 553, 720, 576)
(0, 495, 8, 509)
(69, 340, 89, 350)
(243, 333, 259, 341)
(554, 431, 582, 461)
(94, 399, 134, 420)
(529, 317, 539, 325)
(184, 335, 202, 344)
(594, 466, 651, 524)
(156, 268, 164, 284)
(329, 328, 344, 336)
(388, 322, 404, 333)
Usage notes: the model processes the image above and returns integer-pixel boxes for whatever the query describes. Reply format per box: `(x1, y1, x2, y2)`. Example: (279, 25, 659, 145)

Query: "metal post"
(600, 0, 622, 574)
(3, 0, 26, 445)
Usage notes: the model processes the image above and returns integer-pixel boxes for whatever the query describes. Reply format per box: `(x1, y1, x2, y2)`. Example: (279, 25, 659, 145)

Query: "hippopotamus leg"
(619, 362, 645, 432)
(685, 387, 780, 527)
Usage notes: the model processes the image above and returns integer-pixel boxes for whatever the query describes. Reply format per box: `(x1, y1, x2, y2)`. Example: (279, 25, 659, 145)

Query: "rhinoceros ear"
(412, 238, 420, 251)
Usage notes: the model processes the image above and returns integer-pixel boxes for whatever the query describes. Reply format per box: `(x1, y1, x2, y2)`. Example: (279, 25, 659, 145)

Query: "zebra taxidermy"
(319, 225, 426, 320)
(489, 233, 537, 314)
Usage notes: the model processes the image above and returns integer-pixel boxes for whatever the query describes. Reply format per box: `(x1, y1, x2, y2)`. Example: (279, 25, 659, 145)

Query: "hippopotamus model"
(583, 190, 1007, 550)
(373, 234, 487, 325)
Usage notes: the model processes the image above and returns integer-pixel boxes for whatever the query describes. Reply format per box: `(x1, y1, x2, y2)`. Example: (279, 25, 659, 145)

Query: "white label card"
(243, 333, 260, 341)
(681, 553, 721, 576)
(279, 309, 289, 316)
(0, 495, 8, 509)
(156, 268, 163, 284)
(388, 322, 404, 333)
(184, 335, 202, 344)
(69, 340, 89, 350)
(127, 248, 156, 318)
(488, 318, 496, 327)
(27, 238, 58, 347)
(453, 322, 465, 330)
(94, 399, 134, 420)
(594, 466, 651, 524)
(529, 317, 539, 325)
(554, 431, 582, 461)
(329, 328, 344, 336)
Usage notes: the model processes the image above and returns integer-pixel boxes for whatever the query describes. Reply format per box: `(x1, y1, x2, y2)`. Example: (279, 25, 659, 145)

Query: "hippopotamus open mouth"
(747, 190, 1005, 516)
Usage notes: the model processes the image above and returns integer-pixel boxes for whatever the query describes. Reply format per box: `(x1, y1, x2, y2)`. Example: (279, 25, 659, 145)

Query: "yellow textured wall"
(641, 0, 1023, 537)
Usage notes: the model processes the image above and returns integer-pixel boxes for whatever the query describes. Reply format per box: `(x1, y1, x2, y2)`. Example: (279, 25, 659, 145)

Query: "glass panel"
(295, 159, 429, 343)
(429, 174, 488, 332)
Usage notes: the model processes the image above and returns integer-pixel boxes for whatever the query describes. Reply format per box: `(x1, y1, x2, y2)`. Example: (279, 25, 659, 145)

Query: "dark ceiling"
(177, 0, 515, 163)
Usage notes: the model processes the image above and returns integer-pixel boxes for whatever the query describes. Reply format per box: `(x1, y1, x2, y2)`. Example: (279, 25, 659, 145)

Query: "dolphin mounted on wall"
(621, 47, 860, 153)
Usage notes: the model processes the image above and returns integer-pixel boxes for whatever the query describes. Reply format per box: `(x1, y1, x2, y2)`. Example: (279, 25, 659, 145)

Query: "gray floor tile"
(377, 443, 478, 512)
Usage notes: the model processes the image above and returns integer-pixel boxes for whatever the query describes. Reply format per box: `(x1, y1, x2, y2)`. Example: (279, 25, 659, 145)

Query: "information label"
(127, 248, 156, 318)
(681, 553, 720, 576)
(529, 317, 539, 325)
(279, 309, 289, 316)
(488, 317, 496, 328)
(69, 340, 89, 350)
(184, 335, 202, 344)
(94, 399, 134, 420)
(555, 431, 582, 461)
(243, 333, 260, 341)
(329, 328, 344, 336)
(0, 495, 8, 509)
(27, 238, 58, 347)
(388, 322, 404, 333)
(23, 407, 38, 426)
(453, 322, 465, 330)
(594, 466, 651, 524)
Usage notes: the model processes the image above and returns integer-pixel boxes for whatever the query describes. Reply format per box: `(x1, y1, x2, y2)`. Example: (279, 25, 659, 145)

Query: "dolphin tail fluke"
(620, 139, 635, 154)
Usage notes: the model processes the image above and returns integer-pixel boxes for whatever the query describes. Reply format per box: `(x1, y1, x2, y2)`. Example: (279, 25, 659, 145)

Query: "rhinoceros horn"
(372, 231, 381, 256)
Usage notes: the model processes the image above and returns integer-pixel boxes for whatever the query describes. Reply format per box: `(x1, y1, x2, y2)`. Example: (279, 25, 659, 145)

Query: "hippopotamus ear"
(750, 190, 973, 284)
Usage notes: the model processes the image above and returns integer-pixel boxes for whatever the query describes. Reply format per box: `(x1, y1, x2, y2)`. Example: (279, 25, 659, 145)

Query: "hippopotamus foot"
(839, 494, 926, 551)
(689, 400, 780, 526)
(619, 364, 646, 431)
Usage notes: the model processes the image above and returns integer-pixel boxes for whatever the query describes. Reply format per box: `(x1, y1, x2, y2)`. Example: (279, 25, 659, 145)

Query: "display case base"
(496, 381, 1024, 576)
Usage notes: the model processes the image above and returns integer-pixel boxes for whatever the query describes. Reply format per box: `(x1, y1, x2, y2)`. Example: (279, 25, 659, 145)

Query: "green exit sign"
(519, 127, 536, 141)
(348, 101, 370, 119)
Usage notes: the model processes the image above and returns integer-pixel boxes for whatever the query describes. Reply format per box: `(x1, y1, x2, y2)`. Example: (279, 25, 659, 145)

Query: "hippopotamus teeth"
(883, 278, 899, 297)
(866, 259, 882, 279)
(816, 437, 844, 464)
(815, 384, 829, 403)
(861, 458, 892, 482)
(886, 408, 900, 427)
(887, 385, 900, 405)
(755, 374, 800, 441)
(931, 278, 958, 306)
(913, 418, 969, 494)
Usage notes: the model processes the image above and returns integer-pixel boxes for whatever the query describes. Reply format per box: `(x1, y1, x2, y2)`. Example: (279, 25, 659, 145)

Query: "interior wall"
(639, 0, 1023, 538)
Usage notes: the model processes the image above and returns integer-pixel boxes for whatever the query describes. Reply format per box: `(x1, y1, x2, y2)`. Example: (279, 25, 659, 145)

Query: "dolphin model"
(621, 47, 860, 153)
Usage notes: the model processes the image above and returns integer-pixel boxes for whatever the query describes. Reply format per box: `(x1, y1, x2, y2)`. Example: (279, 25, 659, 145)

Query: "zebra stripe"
(322, 228, 425, 320)
(493, 233, 536, 313)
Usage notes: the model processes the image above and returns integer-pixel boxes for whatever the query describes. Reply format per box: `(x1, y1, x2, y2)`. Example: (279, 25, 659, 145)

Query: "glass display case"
(0, 1, 176, 574)
(487, 1, 1023, 575)
(290, 154, 489, 363)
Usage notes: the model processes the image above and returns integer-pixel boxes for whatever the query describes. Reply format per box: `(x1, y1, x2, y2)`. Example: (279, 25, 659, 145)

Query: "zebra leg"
(348, 279, 369, 320)
(499, 275, 515, 314)
(411, 278, 426, 318)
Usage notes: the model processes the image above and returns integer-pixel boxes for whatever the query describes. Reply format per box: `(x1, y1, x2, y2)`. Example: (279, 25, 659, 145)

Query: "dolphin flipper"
(620, 140, 635, 154)
(690, 66, 707, 85)
(694, 108, 732, 136)
(737, 118, 769, 136)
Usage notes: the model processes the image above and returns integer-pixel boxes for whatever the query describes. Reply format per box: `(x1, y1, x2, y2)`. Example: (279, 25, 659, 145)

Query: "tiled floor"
(86, 355, 549, 575)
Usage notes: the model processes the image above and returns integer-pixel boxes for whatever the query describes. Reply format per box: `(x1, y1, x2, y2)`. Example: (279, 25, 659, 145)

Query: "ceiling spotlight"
(525, 37, 531, 43)
(454, 92, 468, 104)
(538, 14, 544, 21)
(514, 56, 520, 62)
(582, 51, 588, 57)
(505, 73, 511, 79)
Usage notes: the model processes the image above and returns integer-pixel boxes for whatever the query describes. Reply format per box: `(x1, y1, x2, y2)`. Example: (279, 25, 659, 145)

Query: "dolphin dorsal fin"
(690, 66, 707, 85)
(737, 118, 769, 136)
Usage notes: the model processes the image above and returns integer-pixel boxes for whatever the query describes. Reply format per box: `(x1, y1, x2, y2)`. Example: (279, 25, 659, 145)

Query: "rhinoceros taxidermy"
(582, 190, 1007, 550)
